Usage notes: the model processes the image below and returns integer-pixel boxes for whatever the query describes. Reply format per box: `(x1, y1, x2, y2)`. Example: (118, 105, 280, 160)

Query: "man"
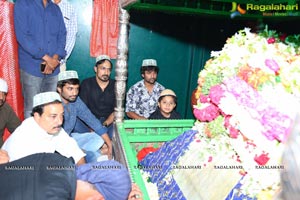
(57, 70, 112, 161)
(0, 152, 135, 200)
(76, 55, 115, 139)
(52, 0, 77, 71)
(14, 0, 66, 118)
(126, 59, 165, 119)
(0, 78, 21, 147)
(1, 92, 86, 165)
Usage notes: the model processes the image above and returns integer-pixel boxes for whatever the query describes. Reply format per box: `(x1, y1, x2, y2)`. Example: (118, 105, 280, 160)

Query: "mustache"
(53, 125, 62, 129)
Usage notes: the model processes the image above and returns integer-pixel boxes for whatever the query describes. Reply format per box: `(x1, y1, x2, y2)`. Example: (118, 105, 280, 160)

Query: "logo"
(229, 1, 299, 18)
(230, 2, 246, 18)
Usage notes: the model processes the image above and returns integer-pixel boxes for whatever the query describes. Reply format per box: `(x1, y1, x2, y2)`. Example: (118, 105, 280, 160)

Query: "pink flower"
(224, 115, 231, 128)
(254, 153, 270, 165)
(267, 37, 276, 44)
(199, 94, 209, 103)
(265, 59, 279, 73)
(229, 127, 239, 138)
(193, 104, 220, 122)
(209, 84, 225, 105)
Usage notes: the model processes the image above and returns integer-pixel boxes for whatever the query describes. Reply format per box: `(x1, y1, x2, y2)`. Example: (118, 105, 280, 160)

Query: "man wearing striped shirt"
(53, 0, 78, 71)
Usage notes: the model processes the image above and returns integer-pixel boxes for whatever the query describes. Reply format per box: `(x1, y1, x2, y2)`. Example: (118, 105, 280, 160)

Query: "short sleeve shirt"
(125, 80, 165, 118)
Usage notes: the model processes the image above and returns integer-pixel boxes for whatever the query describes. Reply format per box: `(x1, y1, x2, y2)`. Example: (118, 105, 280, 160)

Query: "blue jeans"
(20, 69, 58, 118)
(71, 132, 104, 163)
(74, 117, 114, 139)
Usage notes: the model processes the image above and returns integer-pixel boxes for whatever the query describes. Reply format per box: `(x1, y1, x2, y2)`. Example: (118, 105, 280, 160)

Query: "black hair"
(31, 100, 62, 116)
(140, 65, 159, 75)
(57, 78, 80, 89)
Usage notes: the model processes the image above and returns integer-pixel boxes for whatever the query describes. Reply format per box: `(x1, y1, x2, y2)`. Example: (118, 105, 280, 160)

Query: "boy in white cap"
(1, 91, 86, 165)
(57, 70, 112, 162)
(126, 59, 165, 119)
(75, 55, 115, 139)
(149, 89, 181, 119)
(0, 78, 21, 147)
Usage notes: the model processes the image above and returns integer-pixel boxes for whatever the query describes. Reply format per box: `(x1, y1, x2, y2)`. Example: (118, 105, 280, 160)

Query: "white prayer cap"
(33, 92, 61, 108)
(142, 59, 157, 67)
(58, 70, 78, 81)
(0, 78, 8, 93)
(96, 55, 111, 62)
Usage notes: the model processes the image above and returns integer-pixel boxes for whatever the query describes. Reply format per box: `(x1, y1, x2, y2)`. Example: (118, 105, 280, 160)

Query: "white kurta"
(2, 117, 85, 163)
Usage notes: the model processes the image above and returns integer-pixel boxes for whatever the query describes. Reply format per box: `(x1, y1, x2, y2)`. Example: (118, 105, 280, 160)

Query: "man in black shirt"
(75, 55, 115, 139)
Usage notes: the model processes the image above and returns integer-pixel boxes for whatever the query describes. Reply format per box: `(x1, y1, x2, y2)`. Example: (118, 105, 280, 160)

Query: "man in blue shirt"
(57, 70, 112, 162)
(14, 0, 67, 118)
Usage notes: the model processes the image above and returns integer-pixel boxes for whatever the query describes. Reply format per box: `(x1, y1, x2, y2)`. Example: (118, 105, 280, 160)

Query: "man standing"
(126, 59, 165, 119)
(57, 70, 112, 161)
(14, 0, 66, 118)
(77, 55, 115, 139)
(1, 91, 86, 165)
(52, 0, 77, 71)
(0, 78, 21, 147)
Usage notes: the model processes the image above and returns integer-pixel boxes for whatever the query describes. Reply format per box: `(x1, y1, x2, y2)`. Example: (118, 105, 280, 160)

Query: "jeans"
(71, 132, 104, 163)
(20, 69, 58, 118)
(74, 117, 114, 139)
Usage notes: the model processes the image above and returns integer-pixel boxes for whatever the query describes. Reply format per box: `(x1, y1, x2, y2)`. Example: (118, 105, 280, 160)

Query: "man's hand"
(103, 113, 115, 126)
(100, 133, 113, 159)
(126, 112, 147, 120)
(42, 54, 60, 74)
(128, 183, 143, 199)
(0, 149, 9, 164)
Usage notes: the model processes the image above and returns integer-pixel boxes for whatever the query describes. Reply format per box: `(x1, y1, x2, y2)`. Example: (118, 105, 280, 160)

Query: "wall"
(67, 0, 300, 118)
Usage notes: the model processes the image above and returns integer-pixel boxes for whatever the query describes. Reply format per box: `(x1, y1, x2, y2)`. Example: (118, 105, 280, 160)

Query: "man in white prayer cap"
(125, 59, 165, 119)
(0, 78, 21, 147)
(1, 91, 86, 165)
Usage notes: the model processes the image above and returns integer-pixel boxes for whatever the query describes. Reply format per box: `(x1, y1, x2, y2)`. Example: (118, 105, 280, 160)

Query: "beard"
(99, 75, 109, 82)
(61, 94, 77, 103)
(145, 78, 156, 84)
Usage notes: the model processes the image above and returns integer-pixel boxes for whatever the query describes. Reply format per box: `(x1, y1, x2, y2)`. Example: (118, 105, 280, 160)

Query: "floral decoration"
(192, 26, 300, 199)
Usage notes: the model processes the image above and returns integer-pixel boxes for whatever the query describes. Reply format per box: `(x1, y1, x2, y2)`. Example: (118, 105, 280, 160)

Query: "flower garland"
(193, 26, 300, 199)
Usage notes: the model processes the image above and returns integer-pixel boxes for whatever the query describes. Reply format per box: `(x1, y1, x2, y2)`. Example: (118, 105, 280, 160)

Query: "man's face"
(52, 0, 61, 4)
(94, 60, 112, 82)
(0, 91, 6, 107)
(34, 103, 64, 135)
(58, 83, 80, 103)
(142, 70, 157, 84)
